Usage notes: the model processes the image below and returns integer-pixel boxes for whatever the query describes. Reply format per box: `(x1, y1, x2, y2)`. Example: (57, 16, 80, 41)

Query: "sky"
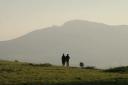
(0, 0, 128, 41)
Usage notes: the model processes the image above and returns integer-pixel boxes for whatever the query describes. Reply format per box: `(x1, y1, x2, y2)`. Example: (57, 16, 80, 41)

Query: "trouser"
(66, 61, 69, 67)
(62, 60, 65, 66)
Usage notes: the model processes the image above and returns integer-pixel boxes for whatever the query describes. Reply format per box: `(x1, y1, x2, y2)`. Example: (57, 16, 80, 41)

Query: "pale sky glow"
(0, 0, 128, 41)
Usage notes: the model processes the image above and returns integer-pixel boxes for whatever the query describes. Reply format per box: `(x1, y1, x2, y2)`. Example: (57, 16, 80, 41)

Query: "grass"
(0, 60, 128, 85)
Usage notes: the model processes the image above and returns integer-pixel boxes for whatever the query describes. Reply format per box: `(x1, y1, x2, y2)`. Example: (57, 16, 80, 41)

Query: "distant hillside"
(0, 20, 128, 68)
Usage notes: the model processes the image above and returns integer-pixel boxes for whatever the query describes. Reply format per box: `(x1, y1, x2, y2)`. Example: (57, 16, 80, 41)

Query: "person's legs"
(66, 60, 69, 67)
(62, 60, 65, 66)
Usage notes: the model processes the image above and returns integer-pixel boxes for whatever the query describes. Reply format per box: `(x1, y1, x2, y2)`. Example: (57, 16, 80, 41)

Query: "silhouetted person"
(61, 53, 66, 66)
(65, 54, 70, 67)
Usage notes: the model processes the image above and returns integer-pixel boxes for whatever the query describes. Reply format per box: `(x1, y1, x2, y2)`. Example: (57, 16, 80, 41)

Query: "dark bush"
(84, 66, 96, 69)
(80, 62, 84, 68)
(104, 66, 128, 73)
(14, 60, 19, 62)
(28, 63, 52, 67)
(39, 63, 52, 67)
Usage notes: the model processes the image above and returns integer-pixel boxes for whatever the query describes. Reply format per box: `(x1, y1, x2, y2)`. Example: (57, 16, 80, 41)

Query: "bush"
(104, 66, 128, 73)
(28, 63, 52, 67)
(79, 62, 84, 68)
(14, 60, 19, 62)
(84, 66, 96, 69)
(39, 63, 52, 67)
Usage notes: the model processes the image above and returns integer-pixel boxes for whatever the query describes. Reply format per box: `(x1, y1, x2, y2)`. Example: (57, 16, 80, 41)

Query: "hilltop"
(0, 60, 128, 85)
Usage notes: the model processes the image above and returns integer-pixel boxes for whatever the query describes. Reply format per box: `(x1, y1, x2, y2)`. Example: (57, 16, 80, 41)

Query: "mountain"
(1, 20, 128, 68)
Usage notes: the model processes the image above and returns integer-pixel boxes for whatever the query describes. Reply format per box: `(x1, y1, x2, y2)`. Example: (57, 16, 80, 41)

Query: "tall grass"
(0, 60, 128, 85)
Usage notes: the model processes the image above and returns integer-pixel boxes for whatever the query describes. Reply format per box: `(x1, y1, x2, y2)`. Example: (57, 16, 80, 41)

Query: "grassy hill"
(0, 60, 128, 85)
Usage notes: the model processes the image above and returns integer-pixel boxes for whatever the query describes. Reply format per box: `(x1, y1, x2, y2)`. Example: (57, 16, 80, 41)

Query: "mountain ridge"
(1, 20, 128, 68)
(1, 20, 128, 42)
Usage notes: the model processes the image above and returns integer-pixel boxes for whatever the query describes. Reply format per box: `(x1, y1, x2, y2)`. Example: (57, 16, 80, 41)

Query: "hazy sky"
(0, 0, 128, 41)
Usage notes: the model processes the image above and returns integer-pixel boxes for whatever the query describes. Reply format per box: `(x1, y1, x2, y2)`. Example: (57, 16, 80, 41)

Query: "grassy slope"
(0, 60, 128, 85)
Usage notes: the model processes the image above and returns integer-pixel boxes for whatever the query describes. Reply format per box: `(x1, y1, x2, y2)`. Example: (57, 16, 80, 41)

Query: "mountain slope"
(0, 20, 128, 68)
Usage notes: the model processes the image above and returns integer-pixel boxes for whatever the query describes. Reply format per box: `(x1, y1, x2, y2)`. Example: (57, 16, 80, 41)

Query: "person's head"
(67, 54, 69, 56)
(62, 53, 65, 56)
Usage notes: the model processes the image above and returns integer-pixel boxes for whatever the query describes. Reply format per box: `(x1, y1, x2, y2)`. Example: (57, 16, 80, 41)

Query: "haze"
(0, 0, 128, 41)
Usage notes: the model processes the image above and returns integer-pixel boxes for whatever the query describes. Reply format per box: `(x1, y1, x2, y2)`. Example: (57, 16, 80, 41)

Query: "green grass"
(0, 60, 128, 85)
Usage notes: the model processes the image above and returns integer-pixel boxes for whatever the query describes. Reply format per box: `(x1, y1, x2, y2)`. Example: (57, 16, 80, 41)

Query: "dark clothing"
(66, 55, 70, 62)
(65, 54, 70, 67)
(62, 54, 66, 66)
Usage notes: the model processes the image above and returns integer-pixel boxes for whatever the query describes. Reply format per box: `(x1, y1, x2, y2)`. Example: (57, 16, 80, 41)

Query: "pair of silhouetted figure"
(62, 53, 70, 67)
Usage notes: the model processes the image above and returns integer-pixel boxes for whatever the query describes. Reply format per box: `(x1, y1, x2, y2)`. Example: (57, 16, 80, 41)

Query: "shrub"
(84, 66, 96, 69)
(105, 66, 128, 73)
(39, 63, 52, 67)
(28, 63, 52, 67)
(79, 62, 84, 68)
(14, 60, 19, 62)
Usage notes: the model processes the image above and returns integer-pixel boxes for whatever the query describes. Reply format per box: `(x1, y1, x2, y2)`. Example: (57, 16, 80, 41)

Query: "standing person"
(62, 53, 66, 66)
(65, 54, 70, 67)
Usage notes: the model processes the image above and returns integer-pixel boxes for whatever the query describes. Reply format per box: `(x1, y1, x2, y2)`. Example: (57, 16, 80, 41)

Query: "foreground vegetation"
(0, 60, 128, 85)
